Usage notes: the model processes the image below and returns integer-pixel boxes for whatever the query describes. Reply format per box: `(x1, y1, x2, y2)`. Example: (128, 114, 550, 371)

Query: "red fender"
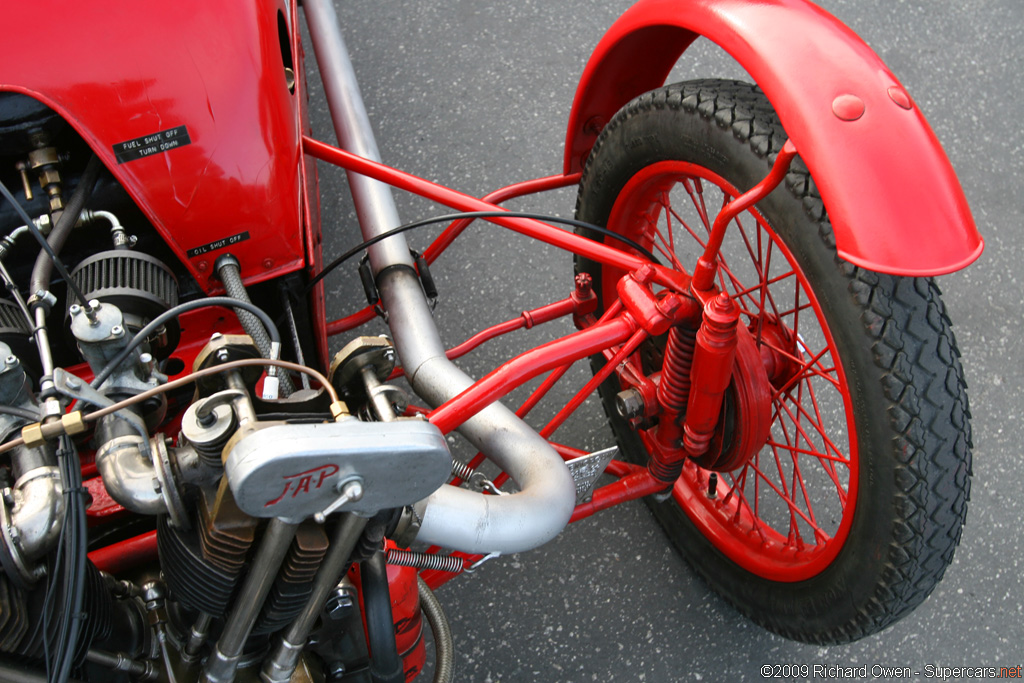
(0, 0, 307, 292)
(564, 0, 983, 276)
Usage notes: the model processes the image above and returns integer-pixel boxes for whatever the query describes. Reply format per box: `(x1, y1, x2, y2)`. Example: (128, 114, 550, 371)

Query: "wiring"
(83, 358, 337, 422)
(42, 435, 87, 683)
(89, 297, 283, 390)
(0, 357, 338, 456)
(306, 210, 661, 292)
(0, 404, 42, 421)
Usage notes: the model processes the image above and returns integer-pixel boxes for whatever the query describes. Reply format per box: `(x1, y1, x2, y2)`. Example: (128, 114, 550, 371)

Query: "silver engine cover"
(225, 418, 451, 521)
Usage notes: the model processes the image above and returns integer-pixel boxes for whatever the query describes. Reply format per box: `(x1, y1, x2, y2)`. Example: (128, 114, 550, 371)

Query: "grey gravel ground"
(308, 1, 1023, 680)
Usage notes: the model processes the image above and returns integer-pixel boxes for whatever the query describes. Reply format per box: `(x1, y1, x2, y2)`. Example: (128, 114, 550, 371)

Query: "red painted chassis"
(1, 0, 982, 659)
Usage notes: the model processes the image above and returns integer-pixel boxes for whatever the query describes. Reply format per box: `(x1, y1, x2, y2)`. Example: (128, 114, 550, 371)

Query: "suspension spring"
(657, 326, 697, 416)
(649, 324, 698, 483)
(386, 549, 466, 574)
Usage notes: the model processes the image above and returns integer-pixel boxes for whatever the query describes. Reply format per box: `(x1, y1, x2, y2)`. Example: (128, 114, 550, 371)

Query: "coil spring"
(386, 549, 466, 574)
(450, 459, 476, 482)
(657, 326, 697, 413)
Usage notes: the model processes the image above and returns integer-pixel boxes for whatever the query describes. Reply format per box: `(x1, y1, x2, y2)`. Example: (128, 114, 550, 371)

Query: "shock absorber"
(647, 325, 697, 483)
(649, 293, 738, 483)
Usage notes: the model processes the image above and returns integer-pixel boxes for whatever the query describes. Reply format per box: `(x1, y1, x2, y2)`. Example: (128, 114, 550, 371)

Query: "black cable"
(0, 404, 42, 421)
(42, 435, 86, 683)
(306, 210, 660, 293)
(89, 296, 282, 390)
(56, 436, 87, 683)
(0, 176, 93, 310)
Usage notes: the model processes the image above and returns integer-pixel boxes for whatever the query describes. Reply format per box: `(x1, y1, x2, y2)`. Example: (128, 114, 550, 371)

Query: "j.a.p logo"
(264, 464, 340, 507)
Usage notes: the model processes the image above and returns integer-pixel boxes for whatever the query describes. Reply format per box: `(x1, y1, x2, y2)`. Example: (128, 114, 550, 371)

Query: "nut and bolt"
(216, 349, 230, 362)
(325, 585, 356, 620)
(615, 389, 644, 420)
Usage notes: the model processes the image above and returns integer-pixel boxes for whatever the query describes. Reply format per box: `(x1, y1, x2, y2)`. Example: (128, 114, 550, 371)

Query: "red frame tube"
(390, 293, 586, 380)
(423, 172, 581, 264)
(428, 316, 637, 434)
(88, 530, 158, 575)
(325, 173, 582, 337)
(303, 137, 688, 292)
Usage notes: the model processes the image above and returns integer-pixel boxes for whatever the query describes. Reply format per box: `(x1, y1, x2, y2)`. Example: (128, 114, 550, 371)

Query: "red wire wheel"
(575, 80, 972, 644)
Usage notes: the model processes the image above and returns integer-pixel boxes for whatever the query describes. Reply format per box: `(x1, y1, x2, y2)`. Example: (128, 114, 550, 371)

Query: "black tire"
(574, 79, 972, 644)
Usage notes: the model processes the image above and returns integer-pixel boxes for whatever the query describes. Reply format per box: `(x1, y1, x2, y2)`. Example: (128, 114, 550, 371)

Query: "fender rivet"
(832, 94, 865, 121)
(887, 86, 914, 110)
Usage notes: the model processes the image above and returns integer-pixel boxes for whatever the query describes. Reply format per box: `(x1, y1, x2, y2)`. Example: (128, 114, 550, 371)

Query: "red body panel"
(564, 0, 983, 276)
(0, 0, 306, 291)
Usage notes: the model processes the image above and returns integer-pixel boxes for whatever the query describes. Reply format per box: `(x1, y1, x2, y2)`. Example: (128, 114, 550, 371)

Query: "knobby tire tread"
(574, 80, 972, 644)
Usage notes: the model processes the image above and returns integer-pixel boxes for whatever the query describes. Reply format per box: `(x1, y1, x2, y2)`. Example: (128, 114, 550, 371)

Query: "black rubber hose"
(361, 552, 405, 683)
(0, 404, 41, 421)
(214, 255, 295, 396)
(417, 576, 454, 683)
(29, 155, 102, 297)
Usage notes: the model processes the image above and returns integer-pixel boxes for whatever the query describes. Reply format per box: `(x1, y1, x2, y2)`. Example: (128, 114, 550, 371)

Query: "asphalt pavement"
(307, 1, 1023, 680)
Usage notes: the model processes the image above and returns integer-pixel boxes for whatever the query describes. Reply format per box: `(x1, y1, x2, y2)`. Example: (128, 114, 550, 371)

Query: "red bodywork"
(0, 0, 314, 302)
(564, 0, 983, 276)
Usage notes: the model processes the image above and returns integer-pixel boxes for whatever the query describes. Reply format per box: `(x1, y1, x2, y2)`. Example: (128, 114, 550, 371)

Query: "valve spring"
(386, 549, 466, 574)
(193, 434, 232, 469)
(657, 326, 698, 414)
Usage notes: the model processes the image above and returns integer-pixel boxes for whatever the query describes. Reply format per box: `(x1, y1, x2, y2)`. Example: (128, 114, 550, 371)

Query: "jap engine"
(0, 93, 452, 682)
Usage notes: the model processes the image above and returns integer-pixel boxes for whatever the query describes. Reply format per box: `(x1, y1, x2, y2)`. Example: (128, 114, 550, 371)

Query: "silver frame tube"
(302, 0, 576, 554)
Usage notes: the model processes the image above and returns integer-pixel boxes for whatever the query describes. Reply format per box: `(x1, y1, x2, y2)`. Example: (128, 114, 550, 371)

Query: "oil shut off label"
(112, 125, 191, 164)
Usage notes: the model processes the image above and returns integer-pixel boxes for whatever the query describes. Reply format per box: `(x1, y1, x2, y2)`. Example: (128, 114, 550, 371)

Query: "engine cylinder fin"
(252, 521, 329, 636)
(158, 514, 241, 618)
(196, 483, 257, 574)
(0, 574, 29, 653)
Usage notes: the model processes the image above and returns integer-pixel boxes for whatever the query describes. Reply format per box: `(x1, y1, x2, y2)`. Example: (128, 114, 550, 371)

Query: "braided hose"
(417, 576, 454, 683)
(214, 255, 295, 396)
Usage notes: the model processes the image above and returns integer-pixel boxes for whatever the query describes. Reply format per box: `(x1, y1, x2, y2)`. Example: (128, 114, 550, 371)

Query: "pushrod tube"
(302, 0, 576, 555)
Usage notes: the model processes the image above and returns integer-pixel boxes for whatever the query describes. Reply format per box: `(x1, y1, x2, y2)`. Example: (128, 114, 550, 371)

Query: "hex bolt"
(325, 585, 356, 620)
(216, 349, 230, 362)
(65, 376, 81, 390)
(615, 389, 644, 420)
